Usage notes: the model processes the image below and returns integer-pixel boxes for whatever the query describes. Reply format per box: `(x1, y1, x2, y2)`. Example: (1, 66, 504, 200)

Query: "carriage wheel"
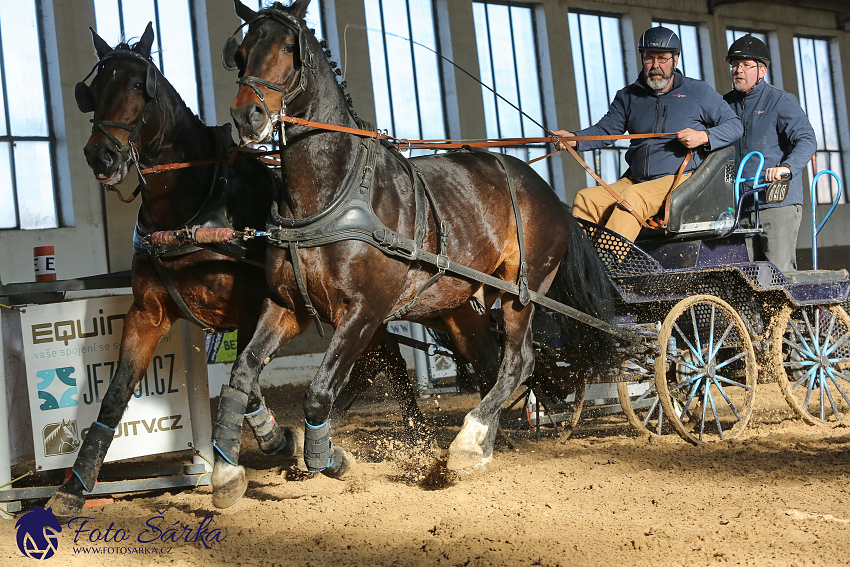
(655, 295, 757, 444)
(772, 305, 850, 425)
(617, 356, 702, 437)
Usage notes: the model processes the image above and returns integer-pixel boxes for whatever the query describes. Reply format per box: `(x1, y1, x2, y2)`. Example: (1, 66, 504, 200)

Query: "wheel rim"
(773, 305, 850, 425)
(655, 295, 757, 444)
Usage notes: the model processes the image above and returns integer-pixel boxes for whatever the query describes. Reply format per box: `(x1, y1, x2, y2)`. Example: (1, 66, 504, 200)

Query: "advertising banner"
(18, 296, 193, 470)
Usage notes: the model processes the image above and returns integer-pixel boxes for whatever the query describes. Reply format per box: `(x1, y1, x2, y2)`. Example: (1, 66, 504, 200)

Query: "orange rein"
(131, 116, 691, 229)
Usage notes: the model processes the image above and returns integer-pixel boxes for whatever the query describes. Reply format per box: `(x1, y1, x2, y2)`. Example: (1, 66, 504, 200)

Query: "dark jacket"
(575, 70, 743, 182)
(723, 80, 817, 210)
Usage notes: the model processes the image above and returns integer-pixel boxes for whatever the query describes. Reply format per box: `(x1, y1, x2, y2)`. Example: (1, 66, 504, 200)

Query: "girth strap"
(149, 253, 217, 333)
(289, 241, 324, 337)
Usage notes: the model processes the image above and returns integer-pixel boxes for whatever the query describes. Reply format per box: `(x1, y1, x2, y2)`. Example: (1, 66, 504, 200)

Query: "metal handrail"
(810, 170, 842, 270)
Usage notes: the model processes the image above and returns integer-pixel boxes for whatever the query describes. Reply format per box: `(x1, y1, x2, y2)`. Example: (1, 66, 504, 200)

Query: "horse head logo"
(43, 419, 80, 457)
(15, 507, 62, 559)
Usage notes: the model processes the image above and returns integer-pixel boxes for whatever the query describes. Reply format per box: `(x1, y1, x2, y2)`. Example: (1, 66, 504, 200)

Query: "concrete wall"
(2, 0, 849, 284)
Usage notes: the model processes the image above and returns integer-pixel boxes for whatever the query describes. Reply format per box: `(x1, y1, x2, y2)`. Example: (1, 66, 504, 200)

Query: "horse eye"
(132, 82, 144, 91)
(282, 44, 296, 54)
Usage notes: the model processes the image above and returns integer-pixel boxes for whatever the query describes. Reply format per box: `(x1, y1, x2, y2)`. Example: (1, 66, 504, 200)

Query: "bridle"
(222, 7, 316, 141)
(76, 47, 160, 190)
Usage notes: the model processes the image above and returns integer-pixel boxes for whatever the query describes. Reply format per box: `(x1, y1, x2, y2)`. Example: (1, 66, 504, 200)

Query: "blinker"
(75, 81, 95, 113)
(222, 36, 240, 71)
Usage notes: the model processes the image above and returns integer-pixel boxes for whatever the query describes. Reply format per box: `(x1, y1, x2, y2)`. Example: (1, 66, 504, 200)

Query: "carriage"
(509, 145, 850, 445)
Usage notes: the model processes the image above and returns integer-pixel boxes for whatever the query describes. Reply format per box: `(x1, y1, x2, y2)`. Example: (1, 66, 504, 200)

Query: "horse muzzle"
(231, 100, 276, 145)
(84, 139, 131, 186)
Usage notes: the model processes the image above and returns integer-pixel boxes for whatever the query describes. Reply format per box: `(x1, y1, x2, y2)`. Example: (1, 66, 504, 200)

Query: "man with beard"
(554, 26, 742, 242)
(723, 34, 816, 272)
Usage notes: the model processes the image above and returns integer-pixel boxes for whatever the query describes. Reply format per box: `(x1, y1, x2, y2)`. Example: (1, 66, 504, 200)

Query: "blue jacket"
(575, 70, 743, 182)
(723, 80, 817, 210)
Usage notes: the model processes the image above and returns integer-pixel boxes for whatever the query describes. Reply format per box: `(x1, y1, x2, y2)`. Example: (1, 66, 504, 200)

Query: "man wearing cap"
(723, 34, 816, 272)
(554, 26, 742, 242)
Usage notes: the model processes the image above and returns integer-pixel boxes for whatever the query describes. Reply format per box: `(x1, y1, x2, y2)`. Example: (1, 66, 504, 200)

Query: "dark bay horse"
(46, 23, 421, 516)
(223, 0, 611, 477)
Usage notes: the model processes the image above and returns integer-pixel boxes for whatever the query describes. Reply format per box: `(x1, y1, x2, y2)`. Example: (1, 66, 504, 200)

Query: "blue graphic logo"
(36, 367, 78, 411)
(15, 507, 62, 560)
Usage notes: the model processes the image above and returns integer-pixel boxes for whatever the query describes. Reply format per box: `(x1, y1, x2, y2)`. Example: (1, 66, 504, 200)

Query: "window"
(94, 0, 202, 119)
(652, 22, 703, 80)
(568, 12, 626, 185)
(473, 1, 550, 182)
(0, 0, 58, 230)
(365, 0, 446, 156)
(726, 29, 772, 85)
(794, 36, 845, 204)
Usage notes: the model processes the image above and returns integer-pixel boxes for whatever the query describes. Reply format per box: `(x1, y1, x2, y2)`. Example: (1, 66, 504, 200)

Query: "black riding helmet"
(637, 26, 681, 55)
(725, 34, 770, 65)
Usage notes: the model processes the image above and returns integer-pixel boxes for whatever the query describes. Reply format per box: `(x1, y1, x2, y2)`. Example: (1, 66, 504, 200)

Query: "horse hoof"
(322, 447, 355, 479)
(281, 426, 304, 458)
(46, 490, 85, 519)
(445, 444, 484, 471)
(211, 462, 247, 509)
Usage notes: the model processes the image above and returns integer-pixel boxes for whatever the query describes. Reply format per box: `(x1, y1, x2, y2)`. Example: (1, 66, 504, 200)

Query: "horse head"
(76, 22, 163, 185)
(226, 0, 325, 145)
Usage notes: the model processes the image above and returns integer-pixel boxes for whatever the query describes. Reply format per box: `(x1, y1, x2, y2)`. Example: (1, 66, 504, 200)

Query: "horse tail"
(544, 204, 617, 378)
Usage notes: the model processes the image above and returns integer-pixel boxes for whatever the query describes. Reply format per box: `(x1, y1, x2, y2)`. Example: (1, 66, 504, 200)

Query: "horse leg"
(46, 305, 171, 518)
(447, 299, 536, 470)
(302, 312, 386, 479)
(239, 318, 303, 459)
(211, 300, 305, 508)
(330, 329, 427, 437)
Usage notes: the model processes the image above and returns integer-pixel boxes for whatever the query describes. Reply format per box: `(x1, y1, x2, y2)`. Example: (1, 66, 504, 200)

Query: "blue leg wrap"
(72, 421, 115, 492)
(245, 403, 288, 454)
(303, 419, 334, 472)
(212, 385, 248, 466)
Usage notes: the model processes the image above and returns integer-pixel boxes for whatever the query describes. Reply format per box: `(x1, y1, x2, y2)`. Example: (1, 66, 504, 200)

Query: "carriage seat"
(638, 145, 736, 241)
(784, 269, 849, 285)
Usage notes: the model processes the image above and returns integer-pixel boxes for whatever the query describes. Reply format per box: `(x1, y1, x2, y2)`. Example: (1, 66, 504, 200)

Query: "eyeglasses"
(643, 55, 672, 65)
(729, 62, 759, 71)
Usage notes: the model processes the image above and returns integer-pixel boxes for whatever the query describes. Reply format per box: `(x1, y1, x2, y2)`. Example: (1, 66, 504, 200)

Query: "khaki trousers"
(572, 173, 691, 242)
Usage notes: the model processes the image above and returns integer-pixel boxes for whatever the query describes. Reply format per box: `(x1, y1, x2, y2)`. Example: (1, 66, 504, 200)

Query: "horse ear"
(136, 22, 155, 58)
(89, 27, 113, 59)
(234, 0, 258, 22)
(290, 0, 311, 21)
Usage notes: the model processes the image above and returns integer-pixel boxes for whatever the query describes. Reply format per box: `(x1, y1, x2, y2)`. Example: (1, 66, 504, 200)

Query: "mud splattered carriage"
(455, 145, 850, 445)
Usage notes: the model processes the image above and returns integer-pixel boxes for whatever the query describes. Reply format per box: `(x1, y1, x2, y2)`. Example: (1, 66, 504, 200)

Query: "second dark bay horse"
(47, 23, 423, 516)
(221, 0, 612, 484)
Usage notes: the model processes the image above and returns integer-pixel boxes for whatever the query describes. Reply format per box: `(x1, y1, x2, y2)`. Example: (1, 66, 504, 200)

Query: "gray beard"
(646, 73, 672, 91)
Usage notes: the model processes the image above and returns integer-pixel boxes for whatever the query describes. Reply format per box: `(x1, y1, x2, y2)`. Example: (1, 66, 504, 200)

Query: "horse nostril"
(99, 145, 115, 168)
(248, 103, 266, 130)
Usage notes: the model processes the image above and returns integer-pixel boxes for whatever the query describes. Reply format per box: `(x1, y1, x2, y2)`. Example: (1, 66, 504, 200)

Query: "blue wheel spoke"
(822, 370, 842, 421)
(714, 373, 752, 392)
(712, 377, 743, 421)
(642, 396, 660, 428)
(668, 354, 701, 372)
(802, 310, 821, 356)
(824, 369, 850, 410)
(691, 307, 703, 362)
(783, 336, 817, 360)
(673, 322, 704, 365)
(715, 350, 747, 371)
(707, 382, 725, 440)
(789, 316, 816, 359)
(819, 370, 826, 421)
(823, 310, 838, 352)
(635, 385, 657, 405)
(824, 331, 850, 357)
(791, 365, 818, 391)
(700, 381, 710, 441)
(708, 304, 717, 361)
(679, 379, 702, 421)
(709, 322, 736, 362)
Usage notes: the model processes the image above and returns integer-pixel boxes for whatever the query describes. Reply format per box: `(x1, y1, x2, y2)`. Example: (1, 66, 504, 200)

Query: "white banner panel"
(19, 296, 193, 470)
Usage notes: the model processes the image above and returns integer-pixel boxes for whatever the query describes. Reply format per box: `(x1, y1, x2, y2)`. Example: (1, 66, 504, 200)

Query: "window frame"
(793, 34, 848, 205)
(0, 0, 62, 230)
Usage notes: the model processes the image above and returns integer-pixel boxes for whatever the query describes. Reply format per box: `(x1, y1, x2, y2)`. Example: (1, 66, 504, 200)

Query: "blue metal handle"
(733, 150, 767, 204)
(811, 169, 842, 270)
